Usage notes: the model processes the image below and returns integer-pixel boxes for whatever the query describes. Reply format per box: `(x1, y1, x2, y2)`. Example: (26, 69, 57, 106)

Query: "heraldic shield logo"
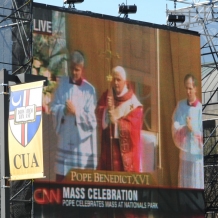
(9, 85, 43, 147)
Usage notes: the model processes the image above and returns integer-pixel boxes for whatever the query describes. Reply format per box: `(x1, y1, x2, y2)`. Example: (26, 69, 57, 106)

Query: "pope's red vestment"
(97, 88, 143, 172)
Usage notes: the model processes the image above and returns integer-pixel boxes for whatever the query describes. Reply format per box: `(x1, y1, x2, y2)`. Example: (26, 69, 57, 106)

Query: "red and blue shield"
(9, 86, 43, 147)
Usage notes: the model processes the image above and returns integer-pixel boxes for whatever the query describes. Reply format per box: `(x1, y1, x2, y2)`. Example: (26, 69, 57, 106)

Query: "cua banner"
(8, 81, 44, 180)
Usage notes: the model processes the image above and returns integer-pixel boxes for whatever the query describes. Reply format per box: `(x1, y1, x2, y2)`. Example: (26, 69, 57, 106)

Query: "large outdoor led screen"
(31, 3, 205, 218)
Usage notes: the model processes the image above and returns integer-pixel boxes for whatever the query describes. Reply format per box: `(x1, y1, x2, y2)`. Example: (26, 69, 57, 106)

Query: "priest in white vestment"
(50, 51, 97, 181)
(172, 74, 203, 189)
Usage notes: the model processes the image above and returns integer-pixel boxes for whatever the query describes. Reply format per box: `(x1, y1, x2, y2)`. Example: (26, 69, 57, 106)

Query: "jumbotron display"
(32, 3, 205, 217)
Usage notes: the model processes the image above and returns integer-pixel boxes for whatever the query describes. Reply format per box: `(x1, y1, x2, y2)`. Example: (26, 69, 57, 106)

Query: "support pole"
(0, 69, 10, 218)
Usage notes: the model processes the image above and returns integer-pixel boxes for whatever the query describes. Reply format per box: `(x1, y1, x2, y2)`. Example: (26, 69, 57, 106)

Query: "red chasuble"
(97, 88, 143, 172)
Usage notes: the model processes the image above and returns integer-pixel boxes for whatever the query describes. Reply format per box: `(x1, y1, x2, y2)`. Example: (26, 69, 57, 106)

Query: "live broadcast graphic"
(32, 4, 204, 218)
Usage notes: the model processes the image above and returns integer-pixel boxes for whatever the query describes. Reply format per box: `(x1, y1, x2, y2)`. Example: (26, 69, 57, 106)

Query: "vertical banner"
(8, 81, 44, 180)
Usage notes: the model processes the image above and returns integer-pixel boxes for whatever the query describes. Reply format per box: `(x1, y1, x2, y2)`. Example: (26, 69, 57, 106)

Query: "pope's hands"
(107, 96, 116, 124)
(65, 100, 76, 115)
(107, 96, 114, 111)
(108, 109, 116, 124)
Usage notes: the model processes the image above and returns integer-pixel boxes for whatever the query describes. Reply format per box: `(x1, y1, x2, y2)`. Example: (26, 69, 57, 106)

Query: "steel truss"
(0, 0, 33, 218)
(167, 1, 218, 217)
(0, 0, 33, 75)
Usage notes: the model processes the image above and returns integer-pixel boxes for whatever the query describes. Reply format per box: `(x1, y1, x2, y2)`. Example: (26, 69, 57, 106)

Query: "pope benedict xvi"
(97, 66, 143, 172)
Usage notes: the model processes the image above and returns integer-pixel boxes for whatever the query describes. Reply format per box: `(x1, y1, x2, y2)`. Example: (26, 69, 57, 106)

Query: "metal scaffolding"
(167, 1, 218, 217)
(0, 0, 33, 217)
(0, 0, 33, 75)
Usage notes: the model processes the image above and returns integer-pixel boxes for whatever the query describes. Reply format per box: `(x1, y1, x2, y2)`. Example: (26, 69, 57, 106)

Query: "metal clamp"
(1, 185, 10, 188)
(2, 176, 10, 179)
(0, 83, 8, 86)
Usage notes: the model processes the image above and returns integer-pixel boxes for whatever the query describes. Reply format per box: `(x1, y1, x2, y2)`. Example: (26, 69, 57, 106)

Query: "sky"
(33, 0, 186, 25)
